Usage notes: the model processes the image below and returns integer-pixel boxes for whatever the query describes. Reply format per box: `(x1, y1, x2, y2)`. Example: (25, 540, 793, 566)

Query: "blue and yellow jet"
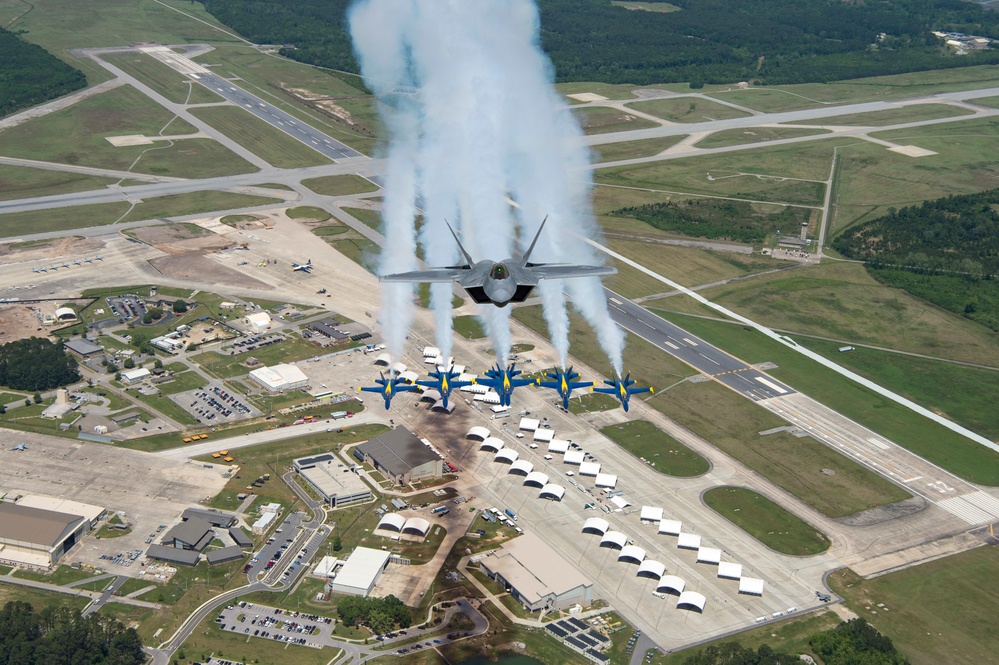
(592, 372, 653, 411)
(476, 362, 533, 407)
(536, 366, 593, 410)
(358, 371, 418, 410)
(416, 366, 474, 410)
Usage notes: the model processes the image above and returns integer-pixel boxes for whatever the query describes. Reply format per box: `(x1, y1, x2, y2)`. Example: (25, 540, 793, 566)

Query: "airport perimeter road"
(603, 289, 794, 400)
(154, 412, 388, 459)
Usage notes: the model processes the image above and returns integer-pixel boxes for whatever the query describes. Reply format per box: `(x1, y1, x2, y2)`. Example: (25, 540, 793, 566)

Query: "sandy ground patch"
(106, 135, 155, 146)
(147, 254, 273, 291)
(0, 236, 106, 262)
(889, 145, 938, 157)
(567, 92, 609, 102)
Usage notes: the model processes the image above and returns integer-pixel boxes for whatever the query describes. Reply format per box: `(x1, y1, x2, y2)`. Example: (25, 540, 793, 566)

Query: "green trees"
(0, 601, 145, 665)
(833, 188, 999, 331)
(810, 619, 909, 665)
(197, 0, 999, 86)
(0, 338, 80, 391)
(336, 595, 411, 632)
(173, 300, 189, 313)
(613, 198, 810, 244)
(0, 28, 86, 117)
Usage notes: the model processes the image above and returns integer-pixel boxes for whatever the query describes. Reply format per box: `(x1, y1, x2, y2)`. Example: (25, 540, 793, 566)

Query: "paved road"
(603, 289, 795, 400)
(138, 45, 362, 162)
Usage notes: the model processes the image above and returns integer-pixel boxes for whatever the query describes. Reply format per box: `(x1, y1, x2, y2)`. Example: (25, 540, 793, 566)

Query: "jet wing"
(380, 268, 467, 283)
(529, 264, 617, 280)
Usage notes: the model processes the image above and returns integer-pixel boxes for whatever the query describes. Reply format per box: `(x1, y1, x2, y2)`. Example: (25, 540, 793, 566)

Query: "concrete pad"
(567, 92, 608, 102)
(888, 145, 937, 157)
(106, 135, 155, 146)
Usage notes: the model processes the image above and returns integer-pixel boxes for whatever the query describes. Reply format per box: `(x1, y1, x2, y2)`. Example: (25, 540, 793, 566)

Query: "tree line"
(0, 601, 145, 665)
(197, 0, 999, 86)
(683, 618, 908, 665)
(0, 27, 86, 118)
(833, 188, 999, 331)
(612, 198, 811, 244)
(0, 337, 80, 392)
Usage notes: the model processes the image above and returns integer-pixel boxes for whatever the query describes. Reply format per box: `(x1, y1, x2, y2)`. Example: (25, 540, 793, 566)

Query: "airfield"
(2, 21, 999, 665)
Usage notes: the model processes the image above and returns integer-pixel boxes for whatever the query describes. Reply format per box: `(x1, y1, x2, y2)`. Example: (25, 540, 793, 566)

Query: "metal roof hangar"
(353, 428, 443, 486)
(0, 499, 103, 567)
(479, 532, 593, 612)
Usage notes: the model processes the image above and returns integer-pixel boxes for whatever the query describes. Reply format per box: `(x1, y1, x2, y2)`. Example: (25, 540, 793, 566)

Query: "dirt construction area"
(0, 429, 230, 571)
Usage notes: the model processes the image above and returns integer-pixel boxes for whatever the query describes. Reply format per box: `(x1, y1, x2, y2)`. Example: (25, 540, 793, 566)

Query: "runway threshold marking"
(754, 376, 787, 394)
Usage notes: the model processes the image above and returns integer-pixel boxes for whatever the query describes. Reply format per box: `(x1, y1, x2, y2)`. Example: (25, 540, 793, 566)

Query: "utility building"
(294, 453, 372, 508)
(330, 547, 391, 597)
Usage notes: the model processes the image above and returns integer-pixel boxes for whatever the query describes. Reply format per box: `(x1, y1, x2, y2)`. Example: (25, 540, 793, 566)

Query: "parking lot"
(171, 385, 260, 425)
(243, 512, 306, 583)
(105, 295, 147, 321)
(227, 334, 284, 355)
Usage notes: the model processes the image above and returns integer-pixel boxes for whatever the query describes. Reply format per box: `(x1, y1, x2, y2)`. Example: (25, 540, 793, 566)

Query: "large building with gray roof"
(480, 531, 593, 612)
(0, 499, 102, 567)
(353, 427, 442, 486)
(294, 453, 372, 507)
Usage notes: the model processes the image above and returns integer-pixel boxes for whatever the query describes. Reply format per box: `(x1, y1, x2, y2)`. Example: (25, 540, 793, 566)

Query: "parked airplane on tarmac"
(416, 366, 474, 410)
(536, 366, 593, 410)
(380, 217, 616, 307)
(292, 259, 314, 273)
(358, 371, 418, 409)
(592, 373, 653, 412)
(476, 363, 533, 407)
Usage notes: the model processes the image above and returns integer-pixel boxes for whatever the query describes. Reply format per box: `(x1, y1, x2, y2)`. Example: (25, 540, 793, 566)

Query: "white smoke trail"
(350, 0, 625, 375)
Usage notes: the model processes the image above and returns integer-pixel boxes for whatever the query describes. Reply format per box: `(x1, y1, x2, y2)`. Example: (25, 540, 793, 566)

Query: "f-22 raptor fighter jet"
(380, 217, 616, 307)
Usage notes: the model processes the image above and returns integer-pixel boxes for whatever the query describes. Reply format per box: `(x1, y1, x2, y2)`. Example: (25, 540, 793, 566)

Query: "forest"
(682, 619, 907, 665)
(611, 199, 812, 244)
(0, 337, 80, 391)
(0, 601, 145, 665)
(833, 188, 999, 331)
(198, 0, 999, 86)
(0, 27, 86, 118)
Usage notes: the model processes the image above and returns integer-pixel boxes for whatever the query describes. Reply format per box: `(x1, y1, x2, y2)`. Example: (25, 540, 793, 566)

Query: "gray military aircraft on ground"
(380, 218, 616, 307)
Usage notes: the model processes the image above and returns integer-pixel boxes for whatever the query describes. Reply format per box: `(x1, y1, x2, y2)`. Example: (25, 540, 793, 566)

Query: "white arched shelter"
(637, 560, 666, 579)
(402, 517, 431, 537)
(480, 437, 504, 452)
(466, 426, 490, 441)
(539, 484, 565, 501)
(656, 575, 685, 596)
(523, 471, 550, 488)
(582, 517, 610, 535)
(618, 545, 646, 564)
(600, 531, 628, 549)
(677, 591, 707, 612)
(495, 448, 519, 463)
(377, 513, 406, 532)
(508, 460, 534, 476)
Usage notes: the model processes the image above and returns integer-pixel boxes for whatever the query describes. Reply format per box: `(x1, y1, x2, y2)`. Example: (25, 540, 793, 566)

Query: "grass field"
(340, 206, 382, 231)
(513, 305, 909, 516)
(288, 206, 332, 221)
(703, 486, 830, 555)
(788, 103, 972, 127)
(833, 118, 999, 234)
(592, 135, 686, 163)
(659, 610, 840, 665)
(302, 174, 380, 196)
(664, 260, 999, 368)
(649, 310, 999, 484)
(0, 581, 91, 614)
(595, 139, 841, 206)
(0, 164, 117, 202)
(695, 126, 830, 149)
(599, 420, 709, 477)
(706, 64, 999, 112)
(829, 545, 999, 665)
(453, 315, 486, 340)
(571, 106, 659, 135)
(626, 97, 750, 123)
(0, 201, 131, 237)
(156, 370, 208, 395)
(328, 237, 381, 273)
(192, 337, 322, 379)
(0, 85, 256, 177)
(566, 392, 620, 414)
(103, 52, 223, 105)
(190, 106, 332, 169)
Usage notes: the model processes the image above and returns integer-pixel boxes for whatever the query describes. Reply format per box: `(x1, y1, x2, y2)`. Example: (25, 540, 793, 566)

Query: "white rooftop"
(336, 547, 391, 591)
(739, 577, 765, 595)
(718, 562, 743, 579)
(563, 450, 584, 465)
(640, 506, 664, 522)
(533, 429, 555, 443)
(658, 519, 682, 535)
(677, 533, 701, 549)
(519, 417, 540, 431)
